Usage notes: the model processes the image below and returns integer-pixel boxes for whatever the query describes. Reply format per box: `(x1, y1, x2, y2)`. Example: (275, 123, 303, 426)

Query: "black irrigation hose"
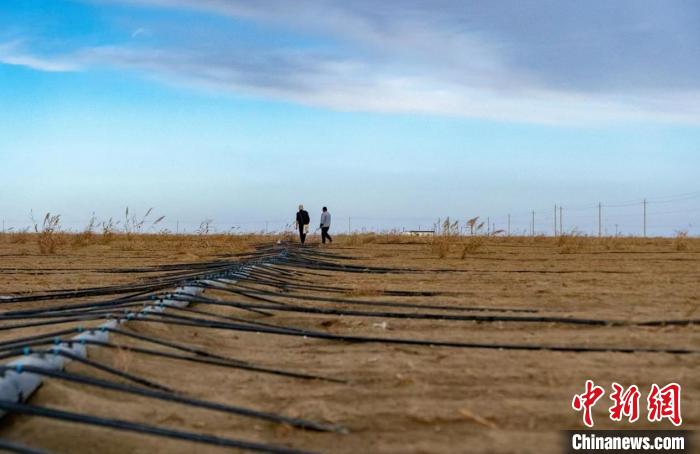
(199, 282, 538, 314)
(2, 365, 344, 433)
(283, 258, 408, 274)
(0, 336, 342, 384)
(104, 325, 342, 382)
(0, 348, 173, 393)
(0, 251, 287, 304)
(201, 302, 627, 326)
(229, 275, 453, 297)
(0, 304, 144, 321)
(0, 325, 247, 366)
(109, 323, 337, 380)
(123, 313, 700, 355)
(169, 292, 279, 316)
(164, 303, 311, 335)
(0, 400, 316, 454)
(0, 329, 77, 350)
(263, 265, 332, 278)
(1, 293, 152, 317)
(0, 284, 173, 304)
(240, 268, 298, 286)
(0, 315, 106, 332)
(107, 326, 249, 363)
(635, 319, 700, 326)
(170, 293, 699, 328)
(83, 339, 345, 383)
(202, 284, 294, 306)
(0, 438, 47, 454)
(0, 324, 310, 386)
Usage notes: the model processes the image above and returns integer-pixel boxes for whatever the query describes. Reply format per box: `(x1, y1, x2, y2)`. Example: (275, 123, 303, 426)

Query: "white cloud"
(0, 54, 78, 72)
(4, 0, 700, 124)
(0, 42, 78, 72)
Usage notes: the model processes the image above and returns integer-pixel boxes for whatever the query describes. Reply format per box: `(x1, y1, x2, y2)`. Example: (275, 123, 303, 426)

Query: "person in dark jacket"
(320, 206, 332, 244)
(295, 204, 310, 245)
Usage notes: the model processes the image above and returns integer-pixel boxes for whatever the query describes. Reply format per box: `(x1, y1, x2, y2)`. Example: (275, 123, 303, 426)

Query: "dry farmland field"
(0, 232, 698, 453)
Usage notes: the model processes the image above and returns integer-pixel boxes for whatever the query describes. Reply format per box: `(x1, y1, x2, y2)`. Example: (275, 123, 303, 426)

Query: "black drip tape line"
(163, 302, 313, 335)
(0, 323, 343, 384)
(164, 293, 700, 328)
(1, 294, 152, 318)
(0, 400, 317, 454)
(0, 329, 77, 350)
(38, 304, 688, 357)
(87, 339, 346, 383)
(199, 282, 538, 314)
(0, 348, 172, 393)
(107, 326, 249, 363)
(228, 274, 450, 297)
(123, 314, 700, 355)
(200, 284, 294, 306)
(0, 365, 343, 433)
(0, 315, 106, 332)
(0, 337, 343, 384)
(0, 325, 247, 365)
(0, 304, 145, 321)
(0, 325, 249, 366)
(0, 250, 288, 304)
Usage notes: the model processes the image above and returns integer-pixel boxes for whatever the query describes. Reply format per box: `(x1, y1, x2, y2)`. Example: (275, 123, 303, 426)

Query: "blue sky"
(0, 0, 698, 235)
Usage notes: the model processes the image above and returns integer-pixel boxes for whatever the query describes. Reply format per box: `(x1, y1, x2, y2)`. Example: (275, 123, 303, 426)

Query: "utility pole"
(531, 211, 535, 236)
(487, 217, 490, 236)
(559, 205, 563, 235)
(554, 205, 557, 236)
(507, 214, 511, 236)
(176, 220, 179, 234)
(598, 203, 602, 237)
(643, 198, 647, 237)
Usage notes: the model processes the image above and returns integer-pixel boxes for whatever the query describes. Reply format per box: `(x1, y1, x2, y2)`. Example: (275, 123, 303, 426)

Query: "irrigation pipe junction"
(0, 243, 697, 452)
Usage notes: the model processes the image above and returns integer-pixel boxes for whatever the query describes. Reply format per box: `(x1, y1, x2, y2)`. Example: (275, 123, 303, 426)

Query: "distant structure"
(402, 230, 435, 237)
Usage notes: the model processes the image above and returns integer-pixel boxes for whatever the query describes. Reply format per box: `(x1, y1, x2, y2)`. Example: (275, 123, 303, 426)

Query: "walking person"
(320, 206, 332, 244)
(295, 204, 310, 245)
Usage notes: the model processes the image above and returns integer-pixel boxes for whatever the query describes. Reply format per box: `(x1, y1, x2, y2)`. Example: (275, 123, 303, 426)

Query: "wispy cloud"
(4, 0, 700, 124)
(0, 42, 79, 72)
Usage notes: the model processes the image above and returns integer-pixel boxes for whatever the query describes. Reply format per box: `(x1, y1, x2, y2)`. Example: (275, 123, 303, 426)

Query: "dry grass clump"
(429, 217, 459, 259)
(557, 230, 585, 254)
(195, 219, 214, 247)
(2, 209, 267, 257)
(673, 230, 689, 251)
(430, 236, 451, 258)
(381, 231, 406, 244)
(432, 216, 491, 259)
(123, 207, 165, 239)
(100, 218, 118, 244)
(72, 214, 97, 248)
(34, 212, 63, 254)
(599, 235, 625, 251)
(460, 236, 485, 258)
(338, 233, 382, 246)
(8, 227, 31, 244)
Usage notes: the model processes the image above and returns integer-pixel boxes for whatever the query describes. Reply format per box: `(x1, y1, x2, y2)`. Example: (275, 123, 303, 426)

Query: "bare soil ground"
(0, 234, 698, 453)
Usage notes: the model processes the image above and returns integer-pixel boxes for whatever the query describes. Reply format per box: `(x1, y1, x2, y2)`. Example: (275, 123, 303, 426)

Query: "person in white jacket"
(320, 206, 332, 244)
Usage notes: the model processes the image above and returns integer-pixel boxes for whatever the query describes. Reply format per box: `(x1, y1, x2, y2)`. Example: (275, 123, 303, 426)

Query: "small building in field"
(402, 230, 435, 237)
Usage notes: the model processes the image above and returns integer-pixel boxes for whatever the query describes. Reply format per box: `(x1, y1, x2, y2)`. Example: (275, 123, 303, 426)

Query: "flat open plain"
(0, 234, 698, 453)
